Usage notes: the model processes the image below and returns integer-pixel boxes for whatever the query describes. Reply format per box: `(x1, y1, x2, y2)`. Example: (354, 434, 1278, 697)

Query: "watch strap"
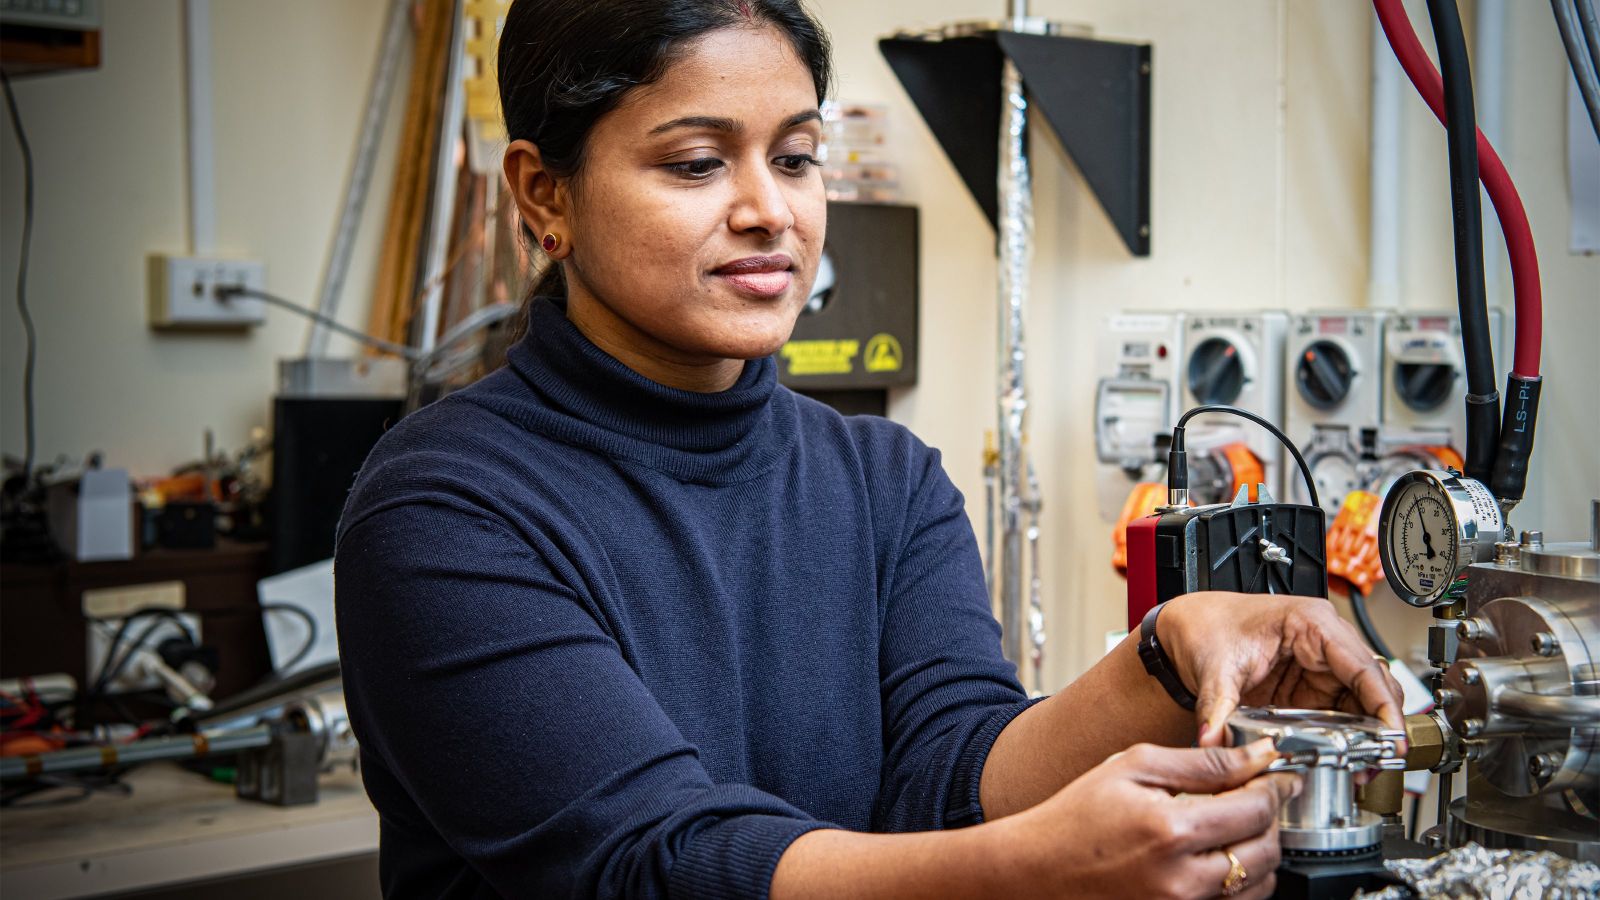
(1138, 603, 1198, 711)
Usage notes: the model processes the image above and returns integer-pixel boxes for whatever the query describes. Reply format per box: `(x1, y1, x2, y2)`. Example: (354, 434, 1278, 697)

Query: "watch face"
(1385, 478, 1460, 602)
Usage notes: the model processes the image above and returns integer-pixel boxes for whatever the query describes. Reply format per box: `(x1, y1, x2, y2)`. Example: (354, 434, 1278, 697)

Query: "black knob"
(1394, 362, 1456, 412)
(1187, 337, 1246, 405)
(1296, 340, 1355, 410)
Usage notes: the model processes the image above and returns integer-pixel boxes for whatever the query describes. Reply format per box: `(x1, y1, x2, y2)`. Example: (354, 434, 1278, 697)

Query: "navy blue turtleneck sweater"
(334, 298, 1034, 899)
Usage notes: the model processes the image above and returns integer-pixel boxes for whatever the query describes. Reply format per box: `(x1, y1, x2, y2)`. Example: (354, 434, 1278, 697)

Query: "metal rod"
(415, 0, 470, 355)
(0, 726, 274, 781)
(1590, 499, 1598, 552)
(1498, 689, 1600, 725)
(983, 432, 998, 599)
(1436, 768, 1454, 836)
(308, 0, 413, 357)
(1025, 458, 1045, 692)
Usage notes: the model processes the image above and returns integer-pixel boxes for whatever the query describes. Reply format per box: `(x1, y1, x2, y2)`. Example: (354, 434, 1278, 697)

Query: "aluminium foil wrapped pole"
(995, 40, 1039, 692)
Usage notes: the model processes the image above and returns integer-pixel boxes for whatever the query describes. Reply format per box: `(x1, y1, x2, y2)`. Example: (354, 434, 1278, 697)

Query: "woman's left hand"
(1157, 591, 1408, 748)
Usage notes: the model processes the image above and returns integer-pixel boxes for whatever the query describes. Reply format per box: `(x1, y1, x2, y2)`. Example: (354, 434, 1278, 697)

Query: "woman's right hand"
(996, 738, 1299, 899)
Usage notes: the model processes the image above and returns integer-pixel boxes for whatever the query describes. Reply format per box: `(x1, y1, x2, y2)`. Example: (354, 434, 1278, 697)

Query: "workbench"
(0, 762, 379, 899)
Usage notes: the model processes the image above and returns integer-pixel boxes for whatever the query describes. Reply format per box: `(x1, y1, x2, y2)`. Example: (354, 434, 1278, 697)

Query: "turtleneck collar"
(491, 296, 795, 484)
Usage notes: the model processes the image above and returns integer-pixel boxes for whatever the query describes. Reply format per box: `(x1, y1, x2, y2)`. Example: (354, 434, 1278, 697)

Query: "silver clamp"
(1228, 708, 1406, 855)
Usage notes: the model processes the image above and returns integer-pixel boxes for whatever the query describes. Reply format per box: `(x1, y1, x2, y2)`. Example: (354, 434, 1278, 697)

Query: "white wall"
(3, 2, 1596, 688)
(0, 0, 402, 474)
(809, 0, 1600, 687)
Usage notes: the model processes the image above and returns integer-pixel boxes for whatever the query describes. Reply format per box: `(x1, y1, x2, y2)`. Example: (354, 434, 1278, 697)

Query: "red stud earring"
(541, 232, 561, 254)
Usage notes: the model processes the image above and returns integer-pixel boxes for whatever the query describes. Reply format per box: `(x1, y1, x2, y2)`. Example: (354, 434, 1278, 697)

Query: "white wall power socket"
(147, 254, 268, 329)
(86, 612, 203, 695)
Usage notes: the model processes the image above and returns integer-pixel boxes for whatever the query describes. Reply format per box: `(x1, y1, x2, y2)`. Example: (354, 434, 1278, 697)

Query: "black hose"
(1427, 0, 1500, 484)
(1580, 0, 1600, 77)
(1348, 589, 1394, 660)
(1558, 0, 1600, 142)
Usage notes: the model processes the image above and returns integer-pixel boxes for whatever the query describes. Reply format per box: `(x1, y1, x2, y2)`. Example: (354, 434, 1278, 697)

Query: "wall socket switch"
(147, 254, 267, 329)
(86, 612, 202, 695)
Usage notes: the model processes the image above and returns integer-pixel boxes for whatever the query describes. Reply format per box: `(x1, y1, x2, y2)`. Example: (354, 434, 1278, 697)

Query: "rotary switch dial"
(1187, 337, 1246, 405)
(1296, 340, 1355, 410)
(1393, 360, 1457, 412)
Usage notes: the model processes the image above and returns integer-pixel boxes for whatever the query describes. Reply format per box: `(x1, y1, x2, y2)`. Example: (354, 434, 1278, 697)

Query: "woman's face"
(513, 24, 827, 379)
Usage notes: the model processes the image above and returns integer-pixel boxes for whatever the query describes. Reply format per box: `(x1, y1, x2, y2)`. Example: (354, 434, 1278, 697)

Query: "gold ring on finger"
(1221, 849, 1248, 896)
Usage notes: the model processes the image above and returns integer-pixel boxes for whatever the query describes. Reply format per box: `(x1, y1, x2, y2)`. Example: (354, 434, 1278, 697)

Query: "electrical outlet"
(147, 254, 267, 329)
(86, 612, 202, 695)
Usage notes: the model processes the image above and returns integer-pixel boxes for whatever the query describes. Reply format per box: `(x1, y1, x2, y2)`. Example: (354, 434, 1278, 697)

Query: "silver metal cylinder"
(1283, 766, 1355, 830)
(1497, 689, 1600, 726)
(0, 725, 273, 781)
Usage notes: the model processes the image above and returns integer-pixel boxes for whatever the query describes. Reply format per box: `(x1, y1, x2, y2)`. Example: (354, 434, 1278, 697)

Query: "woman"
(334, 1, 1406, 897)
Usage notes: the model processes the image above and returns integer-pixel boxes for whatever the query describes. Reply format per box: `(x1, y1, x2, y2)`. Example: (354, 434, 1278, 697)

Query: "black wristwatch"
(1138, 603, 1197, 711)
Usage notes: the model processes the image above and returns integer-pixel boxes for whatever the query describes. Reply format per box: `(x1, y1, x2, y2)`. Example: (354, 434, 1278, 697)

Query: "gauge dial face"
(1385, 479, 1460, 601)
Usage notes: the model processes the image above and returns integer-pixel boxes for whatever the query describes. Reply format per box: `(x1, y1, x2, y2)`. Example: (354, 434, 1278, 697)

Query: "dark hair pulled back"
(498, 0, 833, 301)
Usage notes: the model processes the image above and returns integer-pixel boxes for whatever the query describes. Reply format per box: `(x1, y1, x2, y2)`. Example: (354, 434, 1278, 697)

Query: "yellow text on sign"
(782, 339, 860, 376)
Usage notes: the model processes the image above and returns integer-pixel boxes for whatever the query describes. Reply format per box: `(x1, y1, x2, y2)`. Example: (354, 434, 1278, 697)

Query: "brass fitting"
(1403, 712, 1446, 772)
(1357, 769, 1404, 817)
(1360, 712, 1453, 817)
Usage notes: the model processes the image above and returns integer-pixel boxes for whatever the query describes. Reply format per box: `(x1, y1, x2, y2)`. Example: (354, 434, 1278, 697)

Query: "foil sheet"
(995, 54, 1037, 691)
(1354, 844, 1600, 900)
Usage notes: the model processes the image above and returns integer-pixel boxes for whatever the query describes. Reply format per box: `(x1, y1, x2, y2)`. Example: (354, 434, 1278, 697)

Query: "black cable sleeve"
(1464, 398, 1500, 485)
(1167, 427, 1188, 499)
(1427, 0, 1500, 483)
(1489, 374, 1541, 505)
(1349, 589, 1395, 659)
(1175, 405, 1319, 511)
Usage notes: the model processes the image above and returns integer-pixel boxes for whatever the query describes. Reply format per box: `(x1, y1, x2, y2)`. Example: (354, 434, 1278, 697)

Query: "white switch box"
(86, 612, 202, 695)
(147, 254, 267, 329)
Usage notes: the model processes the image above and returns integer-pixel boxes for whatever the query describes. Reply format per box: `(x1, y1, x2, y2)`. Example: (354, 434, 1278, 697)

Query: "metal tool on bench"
(0, 669, 355, 807)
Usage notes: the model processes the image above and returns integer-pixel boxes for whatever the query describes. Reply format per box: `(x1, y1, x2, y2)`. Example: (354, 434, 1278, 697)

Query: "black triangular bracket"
(880, 30, 1152, 256)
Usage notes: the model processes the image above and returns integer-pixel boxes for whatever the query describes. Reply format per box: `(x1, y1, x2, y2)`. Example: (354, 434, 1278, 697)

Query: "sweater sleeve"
(871, 447, 1041, 832)
(335, 498, 829, 900)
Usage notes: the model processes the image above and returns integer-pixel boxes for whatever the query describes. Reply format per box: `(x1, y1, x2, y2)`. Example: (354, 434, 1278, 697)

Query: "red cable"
(1373, 0, 1542, 378)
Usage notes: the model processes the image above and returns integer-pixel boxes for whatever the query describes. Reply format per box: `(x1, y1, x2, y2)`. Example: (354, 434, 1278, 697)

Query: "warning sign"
(781, 339, 860, 376)
(863, 333, 903, 373)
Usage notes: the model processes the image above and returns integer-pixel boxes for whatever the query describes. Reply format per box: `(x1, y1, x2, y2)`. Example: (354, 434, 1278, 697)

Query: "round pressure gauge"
(1377, 469, 1504, 607)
